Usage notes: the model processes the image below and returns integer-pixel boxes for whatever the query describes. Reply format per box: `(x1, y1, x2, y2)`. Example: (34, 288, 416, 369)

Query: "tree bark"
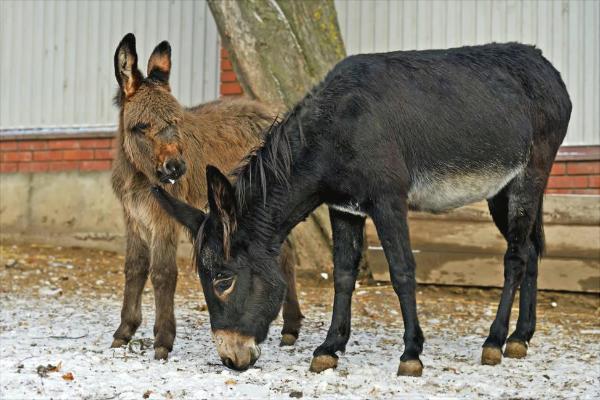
(208, 0, 370, 279)
(208, 0, 345, 109)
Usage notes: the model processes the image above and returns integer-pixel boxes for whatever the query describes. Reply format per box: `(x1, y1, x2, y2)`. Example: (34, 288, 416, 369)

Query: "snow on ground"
(0, 244, 599, 399)
(1, 291, 599, 400)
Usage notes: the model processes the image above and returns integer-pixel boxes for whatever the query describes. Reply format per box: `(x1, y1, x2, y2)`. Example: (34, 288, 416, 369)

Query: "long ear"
(206, 165, 237, 259)
(114, 33, 143, 98)
(147, 41, 171, 85)
(151, 186, 206, 239)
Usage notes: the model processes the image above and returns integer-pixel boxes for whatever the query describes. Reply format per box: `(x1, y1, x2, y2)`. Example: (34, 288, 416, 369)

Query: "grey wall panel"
(335, 0, 599, 146)
(2, 0, 597, 146)
(0, 0, 220, 129)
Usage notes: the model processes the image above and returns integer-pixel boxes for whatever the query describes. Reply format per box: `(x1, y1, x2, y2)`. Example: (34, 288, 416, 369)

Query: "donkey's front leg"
(310, 209, 365, 373)
(371, 198, 424, 377)
(150, 228, 178, 360)
(112, 222, 150, 348)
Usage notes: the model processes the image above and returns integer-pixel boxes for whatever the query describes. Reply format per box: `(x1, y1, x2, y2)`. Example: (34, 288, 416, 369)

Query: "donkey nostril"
(222, 357, 233, 369)
(165, 160, 178, 174)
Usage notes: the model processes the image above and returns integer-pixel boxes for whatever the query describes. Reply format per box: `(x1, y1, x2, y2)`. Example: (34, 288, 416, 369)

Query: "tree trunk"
(208, 0, 371, 280)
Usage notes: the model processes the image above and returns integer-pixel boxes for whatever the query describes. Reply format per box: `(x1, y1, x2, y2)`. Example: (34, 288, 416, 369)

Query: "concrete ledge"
(0, 171, 123, 234)
(367, 196, 600, 293)
(369, 248, 599, 292)
(0, 170, 195, 259)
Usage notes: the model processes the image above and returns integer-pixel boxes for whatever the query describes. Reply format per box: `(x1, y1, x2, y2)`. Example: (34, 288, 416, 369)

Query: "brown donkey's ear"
(114, 33, 143, 98)
(147, 41, 172, 85)
(206, 165, 237, 259)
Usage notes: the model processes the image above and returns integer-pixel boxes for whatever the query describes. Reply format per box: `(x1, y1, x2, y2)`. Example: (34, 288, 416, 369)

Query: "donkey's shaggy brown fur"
(110, 34, 302, 360)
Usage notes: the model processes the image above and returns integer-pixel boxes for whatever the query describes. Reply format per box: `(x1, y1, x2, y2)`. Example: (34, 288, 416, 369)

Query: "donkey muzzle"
(212, 330, 261, 371)
(157, 158, 187, 184)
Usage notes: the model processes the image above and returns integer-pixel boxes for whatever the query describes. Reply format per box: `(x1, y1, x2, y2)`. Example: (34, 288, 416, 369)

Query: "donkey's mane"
(231, 103, 307, 211)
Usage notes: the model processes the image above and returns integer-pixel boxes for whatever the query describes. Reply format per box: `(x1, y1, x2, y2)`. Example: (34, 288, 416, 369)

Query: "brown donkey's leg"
(112, 222, 150, 348)
(150, 229, 178, 360)
(279, 241, 304, 346)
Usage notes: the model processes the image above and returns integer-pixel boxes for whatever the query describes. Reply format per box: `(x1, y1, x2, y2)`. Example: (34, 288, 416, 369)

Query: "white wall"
(335, 0, 599, 146)
(1, 0, 598, 146)
(0, 0, 220, 129)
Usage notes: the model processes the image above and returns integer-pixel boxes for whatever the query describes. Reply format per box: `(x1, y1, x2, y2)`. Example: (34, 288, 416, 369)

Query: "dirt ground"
(1, 243, 599, 399)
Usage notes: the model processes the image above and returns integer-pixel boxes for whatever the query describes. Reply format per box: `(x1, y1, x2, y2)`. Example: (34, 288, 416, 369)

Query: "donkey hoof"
(397, 360, 423, 377)
(481, 346, 502, 365)
(504, 340, 528, 359)
(110, 338, 128, 348)
(154, 347, 170, 360)
(280, 334, 297, 347)
(309, 354, 338, 373)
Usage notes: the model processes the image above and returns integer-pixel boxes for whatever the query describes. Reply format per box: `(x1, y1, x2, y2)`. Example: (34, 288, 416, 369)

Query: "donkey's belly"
(408, 165, 525, 213)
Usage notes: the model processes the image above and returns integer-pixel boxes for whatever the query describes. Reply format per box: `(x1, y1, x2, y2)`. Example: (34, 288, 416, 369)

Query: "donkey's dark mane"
(230, 102, 307, 211)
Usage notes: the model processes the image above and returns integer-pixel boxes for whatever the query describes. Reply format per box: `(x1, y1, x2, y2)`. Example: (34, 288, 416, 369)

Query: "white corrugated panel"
(335, 0, 599, 146)
(0, 0, 220, 129)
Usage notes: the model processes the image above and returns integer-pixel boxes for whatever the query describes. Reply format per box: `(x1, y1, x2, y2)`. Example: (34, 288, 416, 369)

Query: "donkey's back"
(315, 43, 571, 213)
(187, 98, 274, 143)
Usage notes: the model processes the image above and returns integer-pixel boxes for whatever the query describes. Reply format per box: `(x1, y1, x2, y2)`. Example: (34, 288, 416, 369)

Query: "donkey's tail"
(531, 195, 546, 257)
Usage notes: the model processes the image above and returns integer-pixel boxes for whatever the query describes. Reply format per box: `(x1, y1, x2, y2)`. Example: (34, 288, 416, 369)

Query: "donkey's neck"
(234, 111, 323, 251)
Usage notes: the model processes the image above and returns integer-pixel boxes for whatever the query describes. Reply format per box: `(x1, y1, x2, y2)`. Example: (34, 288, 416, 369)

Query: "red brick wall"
(547, 147, 600, 194)
(220, 48, 244, 96)
(2, 134, 598, 195)
(0, 137, 116, 173)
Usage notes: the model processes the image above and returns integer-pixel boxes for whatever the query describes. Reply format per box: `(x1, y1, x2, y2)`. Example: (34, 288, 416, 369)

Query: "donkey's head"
(114, 33, 187, 185)
(152, 166, 286, 370)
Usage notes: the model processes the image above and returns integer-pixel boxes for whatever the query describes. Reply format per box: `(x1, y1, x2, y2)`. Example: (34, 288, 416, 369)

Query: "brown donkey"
(110, 33, 303, 360)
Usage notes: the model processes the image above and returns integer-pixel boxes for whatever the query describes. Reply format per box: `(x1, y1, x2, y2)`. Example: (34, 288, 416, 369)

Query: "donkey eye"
(131, 123, 149, 134)
(213, 275, 235, 294)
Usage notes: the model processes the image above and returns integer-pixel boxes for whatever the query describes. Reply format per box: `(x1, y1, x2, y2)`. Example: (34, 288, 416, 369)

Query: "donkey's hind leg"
(371, 197, 424, 377)
(482, 171, 545, 365)
(505, 196, 544, 359)
(310, 208, 365, 373)
(279, 240, 304, 346)
(112, 223, 150, 348)
(487, 190, 536, 360)
(504, 245, 539, 359)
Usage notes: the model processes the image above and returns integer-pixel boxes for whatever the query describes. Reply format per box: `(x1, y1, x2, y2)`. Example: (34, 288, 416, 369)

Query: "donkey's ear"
(114, 33, 143, 98)
(206, 165, 237, 258)
(151, 186, 206, 238)
(147, 41, 172, 85)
